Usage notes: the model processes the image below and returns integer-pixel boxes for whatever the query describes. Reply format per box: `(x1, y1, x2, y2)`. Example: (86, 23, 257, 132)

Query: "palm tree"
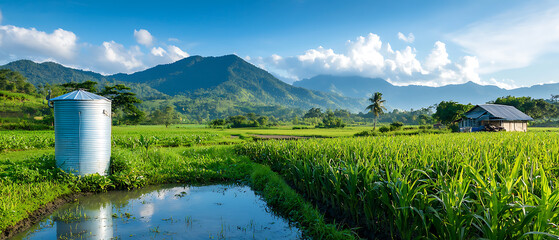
(365, 92, 387, 130)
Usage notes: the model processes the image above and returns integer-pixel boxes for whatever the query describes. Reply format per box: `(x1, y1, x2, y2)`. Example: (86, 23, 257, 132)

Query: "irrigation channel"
(11, 184, 302, 239)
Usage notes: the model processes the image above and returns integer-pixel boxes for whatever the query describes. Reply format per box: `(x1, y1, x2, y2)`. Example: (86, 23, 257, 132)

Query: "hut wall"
(499, 121, 528, 132)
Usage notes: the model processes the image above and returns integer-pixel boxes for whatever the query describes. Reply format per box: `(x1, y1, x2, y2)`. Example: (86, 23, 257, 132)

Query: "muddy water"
(12, 185, 302, 239)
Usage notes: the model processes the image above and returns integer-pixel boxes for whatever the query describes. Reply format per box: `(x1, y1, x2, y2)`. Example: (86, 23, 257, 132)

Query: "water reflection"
(55, 204, 113, 239)
(13, 185, 302, 240)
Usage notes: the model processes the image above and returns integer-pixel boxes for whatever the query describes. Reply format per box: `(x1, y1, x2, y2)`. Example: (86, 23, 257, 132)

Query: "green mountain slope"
(1, 56, 365, 118)
(109, 55, 364, 111)
(1, 60, 168, 101)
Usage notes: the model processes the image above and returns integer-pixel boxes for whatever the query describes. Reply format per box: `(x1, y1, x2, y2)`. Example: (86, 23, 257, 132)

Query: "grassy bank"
(0, 144, 358, 239)
(238, 132, 559, 239)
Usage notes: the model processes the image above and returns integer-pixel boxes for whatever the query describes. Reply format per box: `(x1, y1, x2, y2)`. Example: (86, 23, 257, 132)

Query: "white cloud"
(250, 33, 520, 89)
(166, 45, 189, 61)
(449, 3, 559, 74)
(0, 19, 195, 74)
(424, 41, 451, 71)
(0, 25, 77, 60)
(134, 29, 154, 47)
(168, 37, 180, 42)
(96, 41, 144, 73)
(254, 33, 436, 84)
(397, 32, 415, 43)
(393, 46, 426, 75)
(485, 78, 520, 90)
(150, 47, 166, 57)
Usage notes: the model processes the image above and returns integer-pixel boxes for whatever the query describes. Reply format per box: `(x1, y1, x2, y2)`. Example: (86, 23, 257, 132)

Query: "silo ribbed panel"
(54, 100, 111, 176)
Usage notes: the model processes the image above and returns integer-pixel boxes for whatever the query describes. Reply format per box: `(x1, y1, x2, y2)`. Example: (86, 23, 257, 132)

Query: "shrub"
(389, 121, 404, 131)
(379, 126, 390, 133)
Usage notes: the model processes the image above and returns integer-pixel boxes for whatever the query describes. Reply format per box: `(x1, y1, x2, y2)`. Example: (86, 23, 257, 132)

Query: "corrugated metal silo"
(49, 90, 112, 176)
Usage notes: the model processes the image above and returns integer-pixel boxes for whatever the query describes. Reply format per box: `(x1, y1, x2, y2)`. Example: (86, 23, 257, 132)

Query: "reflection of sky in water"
(12, 185, 302, 240)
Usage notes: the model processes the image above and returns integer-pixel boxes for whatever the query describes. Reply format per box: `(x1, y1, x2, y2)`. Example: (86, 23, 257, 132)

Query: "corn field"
(237, 132, 559, 239)
(0, 131, 222, 152)
(0, 133, 54, 152)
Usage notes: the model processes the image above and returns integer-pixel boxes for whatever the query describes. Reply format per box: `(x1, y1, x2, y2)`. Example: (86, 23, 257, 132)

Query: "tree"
(0, 69, 35, 94)
(209, 119, 227, 128)
(227, 115, 248, 128)
(433, 101, 473, 125)
(150, 105, 179, 127)
(365, 92, 387, 130)
(100, 84, 145, 125)
(61, 80, 98, 93)
(256, 116, 268, 126)
(319, 111, 345, 128)
(490, 96, 558, 119)
(303, 108, 324, 118)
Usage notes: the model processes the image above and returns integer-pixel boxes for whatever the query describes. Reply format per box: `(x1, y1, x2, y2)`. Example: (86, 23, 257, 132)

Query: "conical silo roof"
(50, 89, 110, 102)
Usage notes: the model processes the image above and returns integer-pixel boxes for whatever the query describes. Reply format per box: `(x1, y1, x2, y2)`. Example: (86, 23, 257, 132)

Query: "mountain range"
(1, 55, 363, 113)
(293, 75, 559, 110)
(3, 55, 559, 114)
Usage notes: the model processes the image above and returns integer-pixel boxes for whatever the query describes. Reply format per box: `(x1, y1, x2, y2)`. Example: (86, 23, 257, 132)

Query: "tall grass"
(237, 132, 559, 239)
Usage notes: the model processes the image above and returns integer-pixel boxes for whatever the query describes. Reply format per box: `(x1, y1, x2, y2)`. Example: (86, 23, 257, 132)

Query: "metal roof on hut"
(464, 104, 534, 121)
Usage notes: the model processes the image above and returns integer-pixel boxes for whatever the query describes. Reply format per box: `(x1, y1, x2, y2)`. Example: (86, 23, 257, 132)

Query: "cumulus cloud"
(397, 32, 415, 43)
(449, 2, 559, 74)
(134, 29, 154, 47)
(150, 47, 166, 57)
(392, 46, 426, 75)
(166, 45, 189, 61)
(0, 25, 77, 60)
(0, 19, 193, 74)
(252, 33, 492, 88)
(96, 41, 144, 73)
(424, 41, 451, 71)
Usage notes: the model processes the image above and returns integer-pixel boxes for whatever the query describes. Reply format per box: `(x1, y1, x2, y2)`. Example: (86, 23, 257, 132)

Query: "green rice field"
(238, 131, 559, 239)
(2, 125, 559, 239)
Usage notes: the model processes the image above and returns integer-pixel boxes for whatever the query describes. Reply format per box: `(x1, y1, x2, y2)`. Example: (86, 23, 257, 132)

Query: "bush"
(390, 122, 404, 131)
(354, 130, 376, 137)
(449, 123, 460, 132)
(209, 119, 227, 128)
(379, 126, 390, 133)
(318, 112, 345, 128)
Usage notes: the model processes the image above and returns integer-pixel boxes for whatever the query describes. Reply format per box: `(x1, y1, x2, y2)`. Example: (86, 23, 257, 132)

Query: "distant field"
(3, 124, 556, 152)
(528, 126, 559, 132)
(0, 124, 370, 152)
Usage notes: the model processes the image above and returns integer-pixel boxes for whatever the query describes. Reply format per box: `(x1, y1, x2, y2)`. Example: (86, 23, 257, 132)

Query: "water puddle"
(12, 185, 302, 239)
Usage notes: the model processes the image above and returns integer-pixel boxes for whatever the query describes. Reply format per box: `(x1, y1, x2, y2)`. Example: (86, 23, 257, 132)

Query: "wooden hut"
(459, 104, 533, 132)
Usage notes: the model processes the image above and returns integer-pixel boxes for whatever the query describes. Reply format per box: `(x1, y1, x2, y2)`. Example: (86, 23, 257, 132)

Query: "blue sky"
(0, 0, 557, 89)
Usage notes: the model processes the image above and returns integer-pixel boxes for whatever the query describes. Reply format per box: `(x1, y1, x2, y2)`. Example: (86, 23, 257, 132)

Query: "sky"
(0, 0, 558, 89)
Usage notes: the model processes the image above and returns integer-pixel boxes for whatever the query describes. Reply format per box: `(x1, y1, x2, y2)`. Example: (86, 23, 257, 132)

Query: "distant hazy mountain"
(293, 75, 559, 110)
(1, 56, 364, 112)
